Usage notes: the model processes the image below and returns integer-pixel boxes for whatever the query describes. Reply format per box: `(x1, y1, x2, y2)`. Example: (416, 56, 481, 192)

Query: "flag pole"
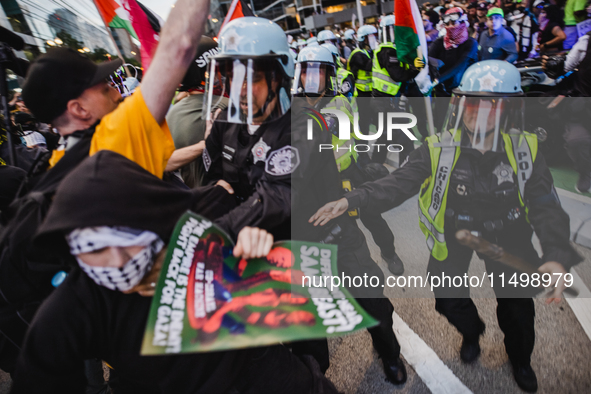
(417, 46, 435, 136)
(91, 0, 131, 76)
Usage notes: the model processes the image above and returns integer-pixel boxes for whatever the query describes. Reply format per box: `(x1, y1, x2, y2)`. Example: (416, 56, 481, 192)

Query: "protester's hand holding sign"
(127, 227, 274, 297)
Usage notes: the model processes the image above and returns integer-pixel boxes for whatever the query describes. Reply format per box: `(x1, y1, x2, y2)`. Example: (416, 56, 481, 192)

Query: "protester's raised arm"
(140, 0, 210, 124)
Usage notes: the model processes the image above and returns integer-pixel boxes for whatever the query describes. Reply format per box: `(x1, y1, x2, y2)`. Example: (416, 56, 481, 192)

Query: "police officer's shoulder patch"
(203, 147, 212, 172)
(265, 146, 300, 176)
(341, 81, 351, 93)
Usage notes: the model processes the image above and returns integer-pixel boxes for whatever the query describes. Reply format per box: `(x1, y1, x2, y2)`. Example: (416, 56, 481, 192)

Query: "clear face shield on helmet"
(440, 96, 525, 152)
(292, 61, 337, 98)
(366, 34, 378, 50)
(203, 57, 292, 125)
(381, 26, 394, 43)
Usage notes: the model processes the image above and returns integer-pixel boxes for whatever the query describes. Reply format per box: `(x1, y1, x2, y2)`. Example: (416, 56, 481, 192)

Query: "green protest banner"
(141, 211, 377, 354)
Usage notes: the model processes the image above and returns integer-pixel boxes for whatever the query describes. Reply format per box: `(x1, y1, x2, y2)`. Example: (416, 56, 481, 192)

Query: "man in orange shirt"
(22, 0, 210, 179)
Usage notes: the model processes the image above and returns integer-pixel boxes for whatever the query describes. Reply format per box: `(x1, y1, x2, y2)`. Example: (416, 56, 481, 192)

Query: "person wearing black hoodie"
(10, 150, 339, 394)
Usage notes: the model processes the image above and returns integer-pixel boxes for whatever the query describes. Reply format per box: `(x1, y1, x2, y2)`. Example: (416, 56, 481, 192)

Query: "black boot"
(512, 362, 538, 392)
(460, 336, 481, 363)
(382, 252, 404, 275)
(381, 356, 407, 385)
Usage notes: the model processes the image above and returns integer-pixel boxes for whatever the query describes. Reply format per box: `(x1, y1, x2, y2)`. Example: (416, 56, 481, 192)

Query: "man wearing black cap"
(166, 36, 228, 188)
(472, 1, 490, 39)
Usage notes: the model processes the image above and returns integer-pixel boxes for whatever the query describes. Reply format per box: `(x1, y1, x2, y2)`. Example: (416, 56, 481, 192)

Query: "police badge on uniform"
(251, 138, 271, 164)
(493, 162, 514, 185)
(265, 146, 300, 176)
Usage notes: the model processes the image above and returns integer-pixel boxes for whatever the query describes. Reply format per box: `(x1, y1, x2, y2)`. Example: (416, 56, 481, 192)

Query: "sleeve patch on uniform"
(203, 147, 212, 171)
(265, 146, 300, 176)
(341, 81, 351, 93)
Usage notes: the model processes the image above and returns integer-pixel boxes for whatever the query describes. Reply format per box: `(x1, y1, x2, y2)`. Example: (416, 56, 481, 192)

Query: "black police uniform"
(372, 45, 419, 164)
(205, 106, 402, 374)
(348, 47, 374, 137)
(345, 137, 582, 367)
(203, 112, 292, 241)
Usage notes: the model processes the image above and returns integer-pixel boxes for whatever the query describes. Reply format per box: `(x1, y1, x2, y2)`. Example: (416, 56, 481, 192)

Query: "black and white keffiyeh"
(66, 227, 164, 292)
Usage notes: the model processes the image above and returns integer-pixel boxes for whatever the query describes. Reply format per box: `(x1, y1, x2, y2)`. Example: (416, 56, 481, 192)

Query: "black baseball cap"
(22, 48, 123, 123)
(179, 36, 219, 91)
(477, 2, 488, 10)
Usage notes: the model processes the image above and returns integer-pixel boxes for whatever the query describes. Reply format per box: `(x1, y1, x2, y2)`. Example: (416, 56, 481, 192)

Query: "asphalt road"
(325, 196, 591, 394)
(1, 197, 590, 393)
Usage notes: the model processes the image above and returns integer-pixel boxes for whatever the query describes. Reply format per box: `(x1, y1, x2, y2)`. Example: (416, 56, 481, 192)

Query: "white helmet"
(380, 15, 396, 43)
(357, 25, 378, 49)
(320, 43, 339, 57)
(217, 17, 294, 78)
(297, 38, 307, 49)
(293, 46, 337, 97)
(343, 29, 356, 41)
(307, 36, 318, 46)
(380, 15, 395, 27)
(205, 17, 293, 125)
(317, 30, 337, 45)
(357, 24, 378, 40)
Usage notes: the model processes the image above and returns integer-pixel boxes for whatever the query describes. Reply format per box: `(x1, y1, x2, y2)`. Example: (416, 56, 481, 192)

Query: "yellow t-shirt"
(48, 87, 175, 179)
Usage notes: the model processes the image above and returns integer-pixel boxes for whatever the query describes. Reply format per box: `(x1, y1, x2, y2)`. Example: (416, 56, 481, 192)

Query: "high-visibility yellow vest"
(372, 43, 402, 96)
(323, 95, 358, 172)
(418, 131, 538, 260)
(347, 48, 372, 92)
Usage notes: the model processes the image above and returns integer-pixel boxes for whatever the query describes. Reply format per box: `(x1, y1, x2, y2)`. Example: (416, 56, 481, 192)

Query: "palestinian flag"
(94, 0, 138, 40)
(219, 0, 255, 33)
(94, 0, 161, 70)
(394, 0, 432, 94)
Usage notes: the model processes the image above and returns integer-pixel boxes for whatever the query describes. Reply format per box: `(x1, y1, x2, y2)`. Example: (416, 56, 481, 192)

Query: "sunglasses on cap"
(443, 13, 463, 23)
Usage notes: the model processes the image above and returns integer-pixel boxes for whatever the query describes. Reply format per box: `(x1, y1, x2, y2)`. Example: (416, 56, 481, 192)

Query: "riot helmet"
(292, 46, 337, 98)
(441, 60, 525, 152)
(203, 17, 294, 125)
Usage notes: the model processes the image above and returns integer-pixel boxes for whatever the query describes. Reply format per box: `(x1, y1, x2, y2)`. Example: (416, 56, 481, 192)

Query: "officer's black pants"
(426, 225, 539, 366)
(371, 95, 415, 165)
(402, 82, 430, 140)
(341, 164, 396, 257)
(341, 231, 401, 359)
(292, 230, 401, 371)
(564, 121, 591, 177)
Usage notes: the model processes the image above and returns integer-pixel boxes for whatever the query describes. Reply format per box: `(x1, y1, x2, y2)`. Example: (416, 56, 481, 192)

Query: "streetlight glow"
(47, 40, 55, 46)
(54, 38, 63, 45)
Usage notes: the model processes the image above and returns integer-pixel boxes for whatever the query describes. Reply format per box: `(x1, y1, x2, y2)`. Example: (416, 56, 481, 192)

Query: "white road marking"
(392, 311, 473, 394)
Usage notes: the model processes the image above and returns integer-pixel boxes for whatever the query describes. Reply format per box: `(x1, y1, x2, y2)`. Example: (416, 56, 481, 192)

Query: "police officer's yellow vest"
(418, 131, 538, 261)
(323, 95, 358, 172)
(347, 48, 372, 92)
(372, 43, 401, 96)
(337, 68, 355, 96)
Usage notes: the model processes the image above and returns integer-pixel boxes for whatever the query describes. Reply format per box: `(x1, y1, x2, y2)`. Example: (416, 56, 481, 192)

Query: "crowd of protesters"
(0, 0, 589, 392)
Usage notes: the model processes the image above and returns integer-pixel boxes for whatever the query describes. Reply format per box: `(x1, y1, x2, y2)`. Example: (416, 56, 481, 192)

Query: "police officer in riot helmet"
(202, 17, 294, 240)
(317, 30, 338, 46)
(320, 43, 355, 98)
(311, 60, 581, 393)
(342, 29, 357, 60)
(292, 44, 408, 386)
(372, 14, 419, 165)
